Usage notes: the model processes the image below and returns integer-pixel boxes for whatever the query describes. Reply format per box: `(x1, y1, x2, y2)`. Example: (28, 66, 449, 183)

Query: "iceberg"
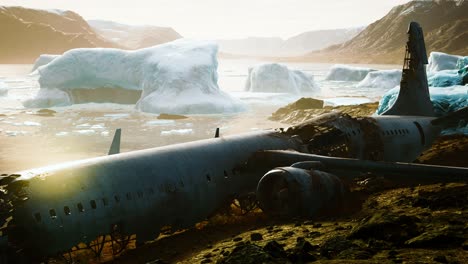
(427, 52, 461, 73)
(31, 54, 60, 72)
(25, 39, 245, 114)
(325, 65, 376, 81)
(244, 63, 319, 94)
(426, 53, 468, 87)
(23, 88, 71, 108)
(377, 85, 468, 116)
(427, 70, 462, 87)
(357, 69, 402, 89)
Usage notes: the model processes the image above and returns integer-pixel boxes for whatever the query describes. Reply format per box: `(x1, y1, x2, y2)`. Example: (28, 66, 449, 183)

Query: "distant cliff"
(217, 28, 362, 57)
(0, 6, 116, 63)
(88, 20, 182, 49)
(303, 0, 468, 64)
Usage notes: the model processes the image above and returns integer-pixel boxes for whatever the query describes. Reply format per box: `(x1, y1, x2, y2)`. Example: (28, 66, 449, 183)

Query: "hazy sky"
(0, 0, 412, 39)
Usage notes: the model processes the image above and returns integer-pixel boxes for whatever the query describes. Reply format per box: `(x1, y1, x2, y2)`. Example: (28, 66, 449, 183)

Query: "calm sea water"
(0, 59, 402, 171)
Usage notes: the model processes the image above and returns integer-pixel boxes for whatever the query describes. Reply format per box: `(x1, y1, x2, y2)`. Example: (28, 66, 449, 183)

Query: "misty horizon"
(0, 0, 411, 39)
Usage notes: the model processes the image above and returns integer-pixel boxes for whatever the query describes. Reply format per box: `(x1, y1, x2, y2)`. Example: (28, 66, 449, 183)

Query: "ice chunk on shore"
(22, 121, 41, 126)
(160, 128, 193, 136)
(325, 65, 376, 81)
(27, 39, 244, 114)
(357, 70, 402, 89)
(31, 54, 60, 72)
(427, 52, 461, 73)
(377, 85, 468, 116)
(244, 63, 319, 94)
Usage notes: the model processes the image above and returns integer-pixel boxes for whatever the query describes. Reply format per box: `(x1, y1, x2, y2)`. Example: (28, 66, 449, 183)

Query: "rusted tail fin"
(382, 22, 434, 117)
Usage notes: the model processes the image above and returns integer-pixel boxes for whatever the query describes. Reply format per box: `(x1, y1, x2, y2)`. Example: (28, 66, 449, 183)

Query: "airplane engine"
(256, 167, 346, 217)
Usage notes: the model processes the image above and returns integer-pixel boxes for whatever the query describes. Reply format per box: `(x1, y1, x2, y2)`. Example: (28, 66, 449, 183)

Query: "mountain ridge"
(88, 19, 182, 49)
(302, 0, 468, 64)
(0, 6, 117, 63)
(216, 27, 363, 57)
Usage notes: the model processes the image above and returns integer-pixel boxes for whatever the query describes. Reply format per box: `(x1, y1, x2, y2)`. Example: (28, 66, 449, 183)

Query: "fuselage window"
(49, 209, 57, 219)
(137, 191, 143, 198)
(224, 170, 228, 179)
(64, 206, 71, 215)
(90, 200, 97, 209)
(102, 198, 109, 206)
(206, 174, 211, 182)
(115, 195, 120, 202)
(352, 130, 356, 136)
(34, 213, 42, 223)
(77, 203, 84, 212)
(126, 192, 132, 200)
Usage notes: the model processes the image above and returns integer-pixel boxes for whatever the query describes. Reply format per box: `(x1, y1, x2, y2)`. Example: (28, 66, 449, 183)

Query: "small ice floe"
(101, 131, 110, 136)
(5, 131, 27, 136)
(185, 123, 193, 127)
(145, 120, 175, 126)
(90, 124, 105, 130)
(76, 123, 91, 128)
(250, 127, 260, 131)
(55, 132, 69, 137)
(73, 130, 96, 135)
(103, 113, 130, 119)
(23, 121, 41, 126)
(160, 129, 193, 136)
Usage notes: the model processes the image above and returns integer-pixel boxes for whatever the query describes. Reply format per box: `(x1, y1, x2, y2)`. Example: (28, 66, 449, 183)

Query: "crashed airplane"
(1, 22, 467, 261)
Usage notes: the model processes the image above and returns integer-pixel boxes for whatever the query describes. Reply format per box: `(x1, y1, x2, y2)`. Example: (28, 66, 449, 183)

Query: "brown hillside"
(0, 6, 116, 63)
(302, 0, 468, 64)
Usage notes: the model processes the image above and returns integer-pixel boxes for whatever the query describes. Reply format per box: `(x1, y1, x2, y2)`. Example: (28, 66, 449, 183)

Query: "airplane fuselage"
(4, 115, 440, 257)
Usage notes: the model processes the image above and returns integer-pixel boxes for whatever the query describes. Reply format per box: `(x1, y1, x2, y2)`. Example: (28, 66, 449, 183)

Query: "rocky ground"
(269, 98, 379, 124)
(47, 101, 468, 264)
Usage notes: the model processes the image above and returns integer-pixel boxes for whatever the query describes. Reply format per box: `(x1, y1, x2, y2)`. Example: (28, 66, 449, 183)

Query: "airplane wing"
(255, 150, 468, 180)
(252, 150, 468, 217)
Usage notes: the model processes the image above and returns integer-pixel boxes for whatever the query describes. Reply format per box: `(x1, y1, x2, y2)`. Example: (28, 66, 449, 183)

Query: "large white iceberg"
(376, 85, 468, 116)
(31, 54, 60, 72)
(325, 65, 376, 82)
(24, 39, 245, 114)
(244, 63, 319, 94)
(427, 52, 461, 73)
(357, 69, 402, 89)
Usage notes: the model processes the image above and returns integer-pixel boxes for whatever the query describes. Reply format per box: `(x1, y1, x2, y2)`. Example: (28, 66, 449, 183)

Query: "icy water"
(0, 60, 400, 172)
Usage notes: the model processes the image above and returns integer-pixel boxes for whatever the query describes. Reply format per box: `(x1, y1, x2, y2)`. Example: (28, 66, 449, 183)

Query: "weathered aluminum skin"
(7, 130, 300, 256)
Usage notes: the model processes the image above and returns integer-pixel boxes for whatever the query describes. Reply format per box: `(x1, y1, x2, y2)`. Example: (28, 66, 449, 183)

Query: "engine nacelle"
(256, 167, 346, 217)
